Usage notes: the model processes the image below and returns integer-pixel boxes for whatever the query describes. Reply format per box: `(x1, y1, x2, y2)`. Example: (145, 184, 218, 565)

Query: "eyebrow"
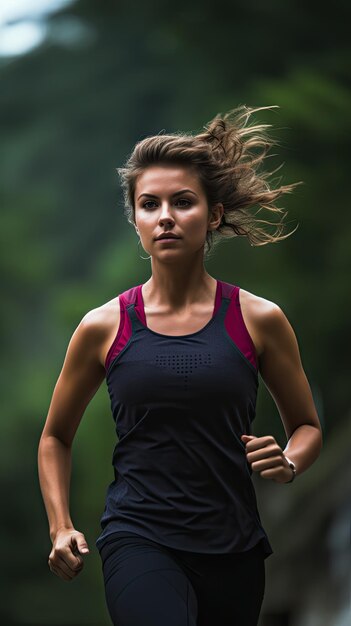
(137, 189, 198, 200)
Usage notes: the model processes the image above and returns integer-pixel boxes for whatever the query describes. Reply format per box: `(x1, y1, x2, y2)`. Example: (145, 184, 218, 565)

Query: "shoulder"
(81, 295, 121, 328)
(78, 295, 120, 335)
(238, 287, 290, 357)
(73, 296, 121, 367)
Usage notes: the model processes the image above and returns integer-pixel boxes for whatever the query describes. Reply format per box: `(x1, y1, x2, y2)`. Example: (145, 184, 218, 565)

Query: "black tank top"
(95, 280, 273, 558)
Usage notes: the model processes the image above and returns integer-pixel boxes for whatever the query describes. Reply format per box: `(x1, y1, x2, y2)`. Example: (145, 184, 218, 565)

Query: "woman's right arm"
(38, 310, 107, 581)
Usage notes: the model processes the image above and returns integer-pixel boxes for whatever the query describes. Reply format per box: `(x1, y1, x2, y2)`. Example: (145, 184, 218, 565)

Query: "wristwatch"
(284, 455, 297, 483)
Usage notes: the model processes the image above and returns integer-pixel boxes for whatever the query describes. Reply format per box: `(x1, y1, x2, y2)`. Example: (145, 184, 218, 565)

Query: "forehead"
(135, 165, 203, 196)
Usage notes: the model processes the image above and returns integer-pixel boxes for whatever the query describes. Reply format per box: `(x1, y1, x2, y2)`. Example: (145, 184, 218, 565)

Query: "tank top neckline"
(135, 279, 222, 339)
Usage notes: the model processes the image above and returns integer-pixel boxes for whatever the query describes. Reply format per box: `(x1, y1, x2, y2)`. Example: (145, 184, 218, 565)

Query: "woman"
(38, 105, 323, 626)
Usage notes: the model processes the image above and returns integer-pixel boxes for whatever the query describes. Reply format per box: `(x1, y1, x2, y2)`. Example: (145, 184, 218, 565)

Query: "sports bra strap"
(121, 285, 140, 306)
(221, 281, 237, 300)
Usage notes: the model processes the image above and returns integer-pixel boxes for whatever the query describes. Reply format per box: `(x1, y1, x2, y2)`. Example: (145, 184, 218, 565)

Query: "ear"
(207, 203, 224, 232)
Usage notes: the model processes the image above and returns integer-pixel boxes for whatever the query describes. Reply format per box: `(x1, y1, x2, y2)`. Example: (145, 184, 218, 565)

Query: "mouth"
(155, 237, 181, 244)
(155, 235, 181, 241)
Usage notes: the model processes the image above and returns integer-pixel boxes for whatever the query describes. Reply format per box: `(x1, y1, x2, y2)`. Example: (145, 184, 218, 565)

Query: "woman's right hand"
(48, 528, 90, 582)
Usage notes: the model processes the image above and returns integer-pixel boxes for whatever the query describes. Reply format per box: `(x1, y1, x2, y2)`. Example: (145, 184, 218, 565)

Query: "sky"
(0, 0, 74, 56)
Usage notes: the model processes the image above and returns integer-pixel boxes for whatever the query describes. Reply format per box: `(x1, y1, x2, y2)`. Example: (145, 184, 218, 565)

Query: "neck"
(143, 256, 216, 312)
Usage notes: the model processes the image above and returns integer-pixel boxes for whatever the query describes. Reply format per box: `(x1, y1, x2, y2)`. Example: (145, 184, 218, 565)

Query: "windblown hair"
(117, 105, 301, 257)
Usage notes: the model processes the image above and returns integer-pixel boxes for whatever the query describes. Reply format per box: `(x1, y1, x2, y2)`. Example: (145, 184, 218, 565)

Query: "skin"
(38, 164, 323, 582)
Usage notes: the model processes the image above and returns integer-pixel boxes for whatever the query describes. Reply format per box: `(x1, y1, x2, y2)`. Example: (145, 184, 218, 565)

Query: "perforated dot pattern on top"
(155, 353, 212, 385)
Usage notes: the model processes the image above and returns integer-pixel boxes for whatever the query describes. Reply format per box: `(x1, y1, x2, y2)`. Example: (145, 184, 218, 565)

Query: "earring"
(137, 237, 151, 260)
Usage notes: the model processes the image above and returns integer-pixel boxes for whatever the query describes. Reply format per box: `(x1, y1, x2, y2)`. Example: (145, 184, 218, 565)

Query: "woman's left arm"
(242, 304, 323, 484)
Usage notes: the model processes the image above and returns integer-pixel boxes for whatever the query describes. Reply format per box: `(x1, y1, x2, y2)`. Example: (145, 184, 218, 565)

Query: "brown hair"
(117, 105, 301, 257)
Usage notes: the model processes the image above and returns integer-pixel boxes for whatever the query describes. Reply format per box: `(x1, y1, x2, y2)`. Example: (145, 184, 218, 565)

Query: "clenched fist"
(241, 434, 295, 483)
(48, 528, 90, 582)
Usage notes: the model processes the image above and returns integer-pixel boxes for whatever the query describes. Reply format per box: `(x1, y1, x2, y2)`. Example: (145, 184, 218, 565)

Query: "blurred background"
(1, 0, 350, 624)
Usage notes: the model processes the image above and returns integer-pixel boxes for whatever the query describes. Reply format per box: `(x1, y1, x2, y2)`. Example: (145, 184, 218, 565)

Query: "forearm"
(38, 435, 74, 542)
(283, 424, 323, 476)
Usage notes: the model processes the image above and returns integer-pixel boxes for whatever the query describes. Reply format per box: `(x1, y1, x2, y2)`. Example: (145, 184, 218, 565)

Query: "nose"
(158, 202, 175, 226)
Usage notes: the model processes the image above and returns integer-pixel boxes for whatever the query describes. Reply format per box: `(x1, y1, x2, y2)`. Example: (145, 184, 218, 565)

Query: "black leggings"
(99, 532, 266, 626)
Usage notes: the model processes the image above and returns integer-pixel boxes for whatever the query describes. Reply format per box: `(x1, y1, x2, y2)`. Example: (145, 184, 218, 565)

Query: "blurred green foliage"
(0, 0, 349, 623)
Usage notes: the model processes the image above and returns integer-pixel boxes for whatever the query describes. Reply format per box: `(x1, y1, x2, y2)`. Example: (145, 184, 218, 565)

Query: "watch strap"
(284, 455, 297, 483)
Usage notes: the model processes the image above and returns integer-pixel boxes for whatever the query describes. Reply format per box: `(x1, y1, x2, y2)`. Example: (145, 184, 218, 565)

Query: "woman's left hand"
(241, 434, 294, 483)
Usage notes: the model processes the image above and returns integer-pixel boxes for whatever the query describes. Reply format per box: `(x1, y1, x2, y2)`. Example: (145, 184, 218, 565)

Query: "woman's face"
(134, 164, 223, 259)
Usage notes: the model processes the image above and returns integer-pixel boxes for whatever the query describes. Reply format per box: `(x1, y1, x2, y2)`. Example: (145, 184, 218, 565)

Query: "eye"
(142, 198, 191, 209)
(175, 198, 191, 207)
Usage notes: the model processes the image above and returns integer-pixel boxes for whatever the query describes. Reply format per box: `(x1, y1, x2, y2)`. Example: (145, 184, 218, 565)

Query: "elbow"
(310, 422, 323, 461)
(38, 431, 72, 454)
